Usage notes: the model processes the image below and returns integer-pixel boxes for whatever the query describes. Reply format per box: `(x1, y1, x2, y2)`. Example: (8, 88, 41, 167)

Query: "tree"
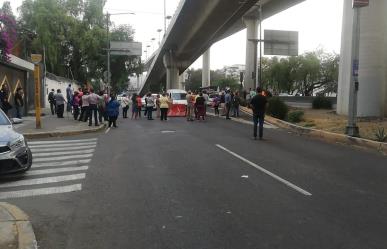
(261, 50, 339, 96)
(0, 2, 17, 62)
(17, 0, 141, 90)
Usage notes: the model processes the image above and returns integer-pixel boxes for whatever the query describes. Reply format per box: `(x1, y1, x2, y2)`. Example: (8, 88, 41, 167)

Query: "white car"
(167, 89, 187, 105)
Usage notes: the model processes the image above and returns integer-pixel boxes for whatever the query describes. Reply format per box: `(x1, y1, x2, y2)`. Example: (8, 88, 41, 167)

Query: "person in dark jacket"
(106, 94, 120, 128)
(48, 89, 56, 115)
(250, 87, 268, 140)
(14, 87, 24, 119)
(0, 84, 11, 116)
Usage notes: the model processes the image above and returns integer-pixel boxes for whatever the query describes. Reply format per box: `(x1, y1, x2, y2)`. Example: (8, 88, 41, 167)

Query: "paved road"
(2, 114, 387, 249)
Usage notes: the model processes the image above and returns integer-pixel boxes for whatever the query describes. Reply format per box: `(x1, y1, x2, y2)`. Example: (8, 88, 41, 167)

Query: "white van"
(167, 89, 187, 105)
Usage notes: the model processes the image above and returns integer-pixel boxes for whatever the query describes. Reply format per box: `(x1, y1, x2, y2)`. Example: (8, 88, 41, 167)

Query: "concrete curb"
(240, 106, 387, 155)
(23, 123, 106, 139)
(0, 202, 37, 249)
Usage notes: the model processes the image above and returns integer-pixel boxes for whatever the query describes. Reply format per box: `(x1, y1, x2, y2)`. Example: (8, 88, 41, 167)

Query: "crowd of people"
(49, 84, 268, 139)
(49, 84, 121, 128)
(1, 81, 268, 139)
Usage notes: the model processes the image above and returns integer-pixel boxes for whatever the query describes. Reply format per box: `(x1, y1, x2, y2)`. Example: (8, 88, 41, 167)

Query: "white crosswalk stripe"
(29, 142, 97, 149)
(0, 138, 97, 200)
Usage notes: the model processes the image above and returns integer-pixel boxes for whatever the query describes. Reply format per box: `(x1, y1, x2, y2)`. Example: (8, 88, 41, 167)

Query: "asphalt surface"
(2, 113, 387, 249)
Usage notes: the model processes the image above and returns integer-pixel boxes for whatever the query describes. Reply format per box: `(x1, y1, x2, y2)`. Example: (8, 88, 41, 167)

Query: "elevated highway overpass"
(140, 0, 304, 95)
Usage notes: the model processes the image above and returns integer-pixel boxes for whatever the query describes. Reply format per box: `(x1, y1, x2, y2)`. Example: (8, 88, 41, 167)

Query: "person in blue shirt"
(106, 94, 120, 128)
(224, 90, 232, 120)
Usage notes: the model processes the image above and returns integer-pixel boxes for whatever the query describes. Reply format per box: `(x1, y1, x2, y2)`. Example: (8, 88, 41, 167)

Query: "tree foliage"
(17, 0, 140, 91)
(262, 50, 339, 96)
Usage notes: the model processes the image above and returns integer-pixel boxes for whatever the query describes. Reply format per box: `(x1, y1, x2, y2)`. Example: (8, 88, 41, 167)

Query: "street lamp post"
(105, 12, 135, 93)
(346, 0, 368, 137)
(164, 0, 167, 35)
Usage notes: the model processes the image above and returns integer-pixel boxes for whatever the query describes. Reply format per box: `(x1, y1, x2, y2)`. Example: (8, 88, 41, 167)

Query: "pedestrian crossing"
(0, 138, 97, 200)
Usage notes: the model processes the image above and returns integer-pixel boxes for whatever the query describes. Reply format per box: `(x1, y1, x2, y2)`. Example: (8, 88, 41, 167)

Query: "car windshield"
(171, 93, 187, 100)
(0, 111, 11, 125)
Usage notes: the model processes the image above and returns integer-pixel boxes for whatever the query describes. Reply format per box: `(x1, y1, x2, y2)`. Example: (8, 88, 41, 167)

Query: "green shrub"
(288, 110, 304, 123)
(312, 96, 333, 109)
(374, 127, 387, 142)
(267, 97, 288, 120)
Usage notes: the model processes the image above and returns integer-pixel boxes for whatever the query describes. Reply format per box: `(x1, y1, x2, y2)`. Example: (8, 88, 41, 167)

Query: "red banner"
(168, 104, 187, 117)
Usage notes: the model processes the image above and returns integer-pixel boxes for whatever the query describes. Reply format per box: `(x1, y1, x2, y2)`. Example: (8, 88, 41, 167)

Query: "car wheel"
(21, 148, 33, 173)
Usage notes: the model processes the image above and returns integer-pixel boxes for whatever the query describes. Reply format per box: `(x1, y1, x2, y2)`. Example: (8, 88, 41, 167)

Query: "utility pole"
(106, 12, 111, 94)
(258, 2, 262, 88)
(346, 0, 369, 137)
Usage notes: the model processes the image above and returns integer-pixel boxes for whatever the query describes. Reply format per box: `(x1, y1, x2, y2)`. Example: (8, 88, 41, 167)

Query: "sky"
(3, 0, 344, 70)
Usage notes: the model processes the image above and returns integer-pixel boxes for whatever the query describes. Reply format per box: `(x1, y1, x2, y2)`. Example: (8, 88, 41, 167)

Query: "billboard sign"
(353, 0, 369, 8)
(110, 41, 142, 56)
(264, 30, 298, 56)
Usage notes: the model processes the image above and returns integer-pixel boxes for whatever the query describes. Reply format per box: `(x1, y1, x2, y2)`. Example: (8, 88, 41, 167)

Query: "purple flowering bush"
(0, 14, 17, 62)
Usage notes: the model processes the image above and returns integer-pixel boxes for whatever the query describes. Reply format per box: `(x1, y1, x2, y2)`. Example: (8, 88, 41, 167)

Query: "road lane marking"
(33, 149, 95, 158)
(27, 166, 89, 176)
(28, 138, 97, 145)
(30, 145, 95, 153)
(0, 174, 86, 188)
(33, 154, 93, 163)
(105, 127, 111, 134)
(215, 144, 312, 196)
(32, 159, 91, 168)
(29, 142, 97, 149)
(0, 184, 82, 199)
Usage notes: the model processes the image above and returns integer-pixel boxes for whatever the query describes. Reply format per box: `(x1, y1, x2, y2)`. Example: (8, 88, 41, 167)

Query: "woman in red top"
(136, 95, 142, 118)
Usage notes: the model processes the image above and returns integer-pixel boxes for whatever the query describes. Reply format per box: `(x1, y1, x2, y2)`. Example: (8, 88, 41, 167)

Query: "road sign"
(110, 41, 142, 56)
(353, 0, 369, 8)
(31, 54, 42, 64)
(264, 30, 298, 56)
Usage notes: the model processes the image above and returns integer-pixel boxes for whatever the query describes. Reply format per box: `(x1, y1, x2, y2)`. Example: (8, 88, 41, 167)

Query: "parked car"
(0, 109, 32, 174)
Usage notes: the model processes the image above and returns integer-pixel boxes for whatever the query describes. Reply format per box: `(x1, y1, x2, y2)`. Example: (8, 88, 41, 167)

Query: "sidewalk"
(14, 110, 106, 139)
(0, 202, 37, 249)
(240, 106, 387, 155)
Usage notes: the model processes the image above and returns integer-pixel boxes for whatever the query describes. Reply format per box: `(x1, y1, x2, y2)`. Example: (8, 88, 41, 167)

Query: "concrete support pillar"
(202, 48, 211, 87)
(163, 50, 180, 90)
(179, 71, 187, 90)
(337, 0, 387, 117)
(244, 17, 259, 92)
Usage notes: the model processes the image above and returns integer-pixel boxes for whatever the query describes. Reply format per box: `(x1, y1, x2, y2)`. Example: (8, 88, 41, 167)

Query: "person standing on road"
(72, 91, 80, 120)
(88, 89, 101, 126)
(220, 91, 226, 116)
(79, 90, 89, 122)
(97, 91, 106, 123)
(107, 94, 120, 128)
(66, 84, 73, 112)
(55, 89, 66, 118)
(14, 87, 24, 119)
(159, 93, 170, 121)
(225, 90, 232, 120)
(250, 87, 268, 140)
(195, 92, 206, 121)
(145, 93, 154, 120)
(131, 93, 138, 119)
(121, 94, 129, 119)
(48, 89, 56, 115)
(186, 91, 194, 121)
(213, 94, 220, 116)
(136, 95, 142, 118)
(156, 94, 161, 118)
(232, 91, 241, 117)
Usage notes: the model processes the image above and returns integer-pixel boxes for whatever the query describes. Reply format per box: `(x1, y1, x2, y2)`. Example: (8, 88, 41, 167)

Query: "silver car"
(0, 109, 32, 174)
